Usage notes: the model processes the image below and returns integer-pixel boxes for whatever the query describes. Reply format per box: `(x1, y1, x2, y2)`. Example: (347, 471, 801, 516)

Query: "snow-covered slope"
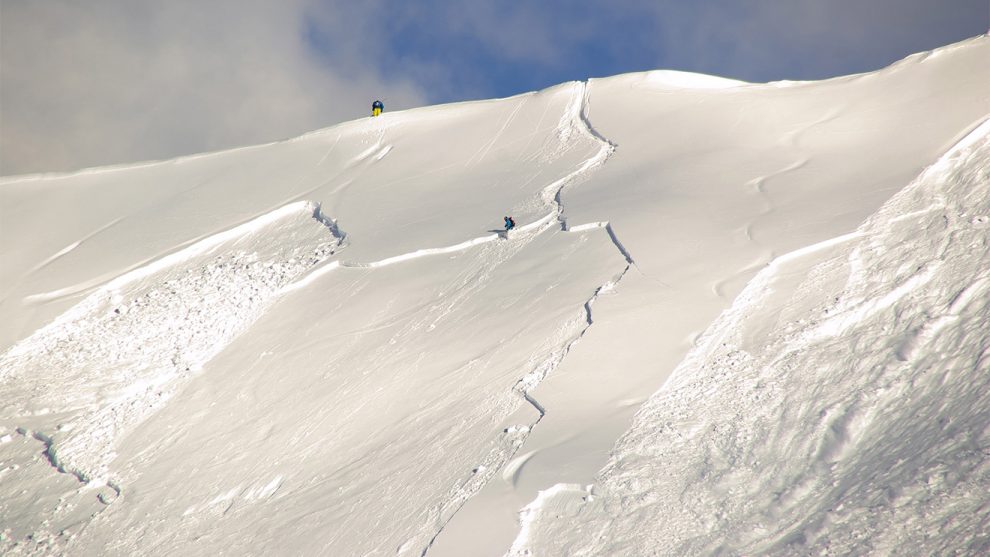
(511, 118, 990, 557)
(431, 35, 990, 554)
(1, 36, 988, 556)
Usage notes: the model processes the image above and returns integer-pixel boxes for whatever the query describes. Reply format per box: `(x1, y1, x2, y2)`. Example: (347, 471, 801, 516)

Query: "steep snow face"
(58, 226, 627, 557)
(568, 35, 989, 283)
(0, 202, 345, 544)
(0, 80, 625, 555)
(1, 36, 988, 557)
(430, 35, 990, 556)
(0, 81, 600, 348)
(510, 121, 990, 556)
(1, 202, 342, 484)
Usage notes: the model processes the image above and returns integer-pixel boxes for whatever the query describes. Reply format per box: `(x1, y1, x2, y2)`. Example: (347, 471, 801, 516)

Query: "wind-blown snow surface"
(511, 119, 990, 557)
(1, 37, 988, 556)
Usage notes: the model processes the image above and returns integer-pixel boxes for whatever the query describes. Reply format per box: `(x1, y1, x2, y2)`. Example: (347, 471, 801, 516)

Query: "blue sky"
(304, 0, 987, 102)
(2, 0, 987, 174)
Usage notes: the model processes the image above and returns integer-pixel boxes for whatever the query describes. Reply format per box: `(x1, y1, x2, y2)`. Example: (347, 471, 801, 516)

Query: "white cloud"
(0, 0, 427, 175)
(2, 0, 983, 175)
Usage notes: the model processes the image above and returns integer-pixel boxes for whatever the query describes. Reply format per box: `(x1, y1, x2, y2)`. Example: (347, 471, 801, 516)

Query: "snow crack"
(502, 78, 632, 499)
(414, 80, 630, 557)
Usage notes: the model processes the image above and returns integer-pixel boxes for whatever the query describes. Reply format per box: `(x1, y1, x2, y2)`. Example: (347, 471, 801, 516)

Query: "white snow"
(640, 70, 748, 89)
(1, 35, 988, 556)
(511, 116, 990, 557)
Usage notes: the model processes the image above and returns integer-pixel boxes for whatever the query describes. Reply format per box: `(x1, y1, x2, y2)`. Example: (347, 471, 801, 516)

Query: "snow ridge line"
(21, 201, 334, 308)
(416, 265, 628, 557)
(0, 138, 286, 185)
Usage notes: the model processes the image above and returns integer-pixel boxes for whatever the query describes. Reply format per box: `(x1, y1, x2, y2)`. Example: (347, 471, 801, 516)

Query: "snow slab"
(431, 35, 990, 555)
(511, 113, 990, 557)
(1, 35, 988, 556)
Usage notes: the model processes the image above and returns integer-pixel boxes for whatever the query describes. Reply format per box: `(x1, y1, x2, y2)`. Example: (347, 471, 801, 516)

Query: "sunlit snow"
(1, 36, 987, 556)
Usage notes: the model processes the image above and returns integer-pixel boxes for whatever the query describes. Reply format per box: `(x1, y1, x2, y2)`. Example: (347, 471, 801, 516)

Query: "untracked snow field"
(2, 36, 989, 556)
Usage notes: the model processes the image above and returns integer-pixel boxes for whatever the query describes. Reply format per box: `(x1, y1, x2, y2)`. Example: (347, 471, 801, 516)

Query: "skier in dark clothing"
(504, 216, 516, 231)
(372, 100, 384, 117)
